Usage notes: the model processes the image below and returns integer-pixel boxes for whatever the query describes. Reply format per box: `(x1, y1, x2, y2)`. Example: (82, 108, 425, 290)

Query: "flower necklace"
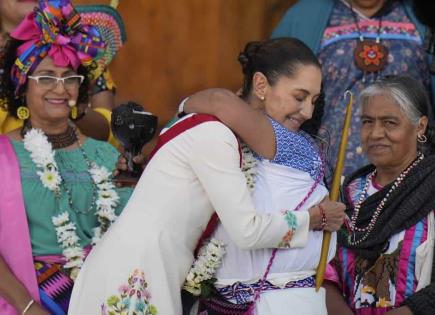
(182, 142, 256, 296)
(23, 128, 119, 280)
(347, 153, 424, 245)
(349, 1, 389, 76)
(240, 142, 257, 191)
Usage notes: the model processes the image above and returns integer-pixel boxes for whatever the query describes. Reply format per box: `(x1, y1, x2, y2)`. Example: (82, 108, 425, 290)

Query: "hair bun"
(238, 41, 262, 75)
(238, 52, 250, 74)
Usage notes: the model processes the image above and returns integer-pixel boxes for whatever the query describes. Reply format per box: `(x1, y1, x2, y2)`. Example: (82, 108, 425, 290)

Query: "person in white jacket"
(69, 38, 345, 315)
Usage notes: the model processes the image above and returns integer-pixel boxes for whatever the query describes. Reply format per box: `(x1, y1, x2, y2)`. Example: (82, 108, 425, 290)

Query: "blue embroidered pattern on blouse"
(256, 118, 323, 180)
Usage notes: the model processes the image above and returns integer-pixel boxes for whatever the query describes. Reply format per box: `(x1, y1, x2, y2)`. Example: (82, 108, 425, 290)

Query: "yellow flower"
(107, 295, 120, 307)
(362, 285, 376, 294)
(149, 305, 158, 315)
(377, 297, 392, 307)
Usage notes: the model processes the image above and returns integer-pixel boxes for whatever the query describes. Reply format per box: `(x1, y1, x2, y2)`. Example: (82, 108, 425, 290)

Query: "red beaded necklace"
(347, 153, 424, 246)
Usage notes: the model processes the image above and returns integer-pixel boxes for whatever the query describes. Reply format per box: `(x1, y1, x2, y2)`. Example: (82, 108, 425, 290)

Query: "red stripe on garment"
(147, 113, 243, 256)
(148, 114, 219, 161)
(149, 114, 242, 257)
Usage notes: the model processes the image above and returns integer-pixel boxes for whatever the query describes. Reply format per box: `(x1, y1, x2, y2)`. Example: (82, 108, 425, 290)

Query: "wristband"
(318, 204, 327, 230)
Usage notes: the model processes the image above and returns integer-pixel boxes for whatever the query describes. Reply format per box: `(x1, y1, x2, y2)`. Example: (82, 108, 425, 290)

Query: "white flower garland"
(24, 128, 119, 280)
(24, 129, 62, 194)
(183, 238, 226, 296)
(240, 143, 257, 191)
(183, 143, 257, 295)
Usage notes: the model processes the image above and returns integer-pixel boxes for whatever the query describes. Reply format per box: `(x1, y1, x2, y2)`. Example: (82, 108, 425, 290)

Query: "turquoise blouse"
(12, 138, 133, 256)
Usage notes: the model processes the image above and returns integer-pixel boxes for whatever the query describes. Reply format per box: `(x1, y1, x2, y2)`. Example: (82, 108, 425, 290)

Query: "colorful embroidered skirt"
(197, 276, 316, 314)
(35, 261, 74, 315)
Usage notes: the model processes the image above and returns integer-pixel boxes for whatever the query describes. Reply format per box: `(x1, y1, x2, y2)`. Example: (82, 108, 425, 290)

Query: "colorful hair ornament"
(10, 0, 126, 95)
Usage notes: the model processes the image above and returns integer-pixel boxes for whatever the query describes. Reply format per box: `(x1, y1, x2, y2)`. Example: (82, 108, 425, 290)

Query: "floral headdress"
(10, 0, 126, 95)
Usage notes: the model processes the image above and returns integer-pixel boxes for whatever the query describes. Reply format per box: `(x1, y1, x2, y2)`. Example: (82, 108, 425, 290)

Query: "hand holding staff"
(315, 90, 353, 291)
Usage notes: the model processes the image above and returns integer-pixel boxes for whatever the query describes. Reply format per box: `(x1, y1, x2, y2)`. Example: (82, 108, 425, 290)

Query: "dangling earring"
(69, 100, 78, 120)
(417, 134, 427, 143)
(356, 146, 363, 155)
(16, 106, 30, 120)
(0, 98, 8, 111)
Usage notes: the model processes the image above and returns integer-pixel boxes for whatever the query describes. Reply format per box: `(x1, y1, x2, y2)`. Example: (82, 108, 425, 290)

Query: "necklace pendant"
(354, 39, 389, 73)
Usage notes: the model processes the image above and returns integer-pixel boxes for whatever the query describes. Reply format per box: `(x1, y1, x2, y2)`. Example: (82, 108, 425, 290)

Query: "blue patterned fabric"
(317, 1, 431, 175)
(256, 117, 323, 181)
(217, 276, 315, 304)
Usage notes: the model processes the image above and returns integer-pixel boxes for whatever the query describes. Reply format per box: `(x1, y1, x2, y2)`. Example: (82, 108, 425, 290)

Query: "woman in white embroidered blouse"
(69, 38, 345, 315)
(182, 38, 343, 314)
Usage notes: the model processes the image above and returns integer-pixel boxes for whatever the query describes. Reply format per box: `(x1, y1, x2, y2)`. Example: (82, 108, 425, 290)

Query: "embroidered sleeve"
(278, 211, 310, 248)
(266, 118, 322, 180)
(188, 122, 310, 250)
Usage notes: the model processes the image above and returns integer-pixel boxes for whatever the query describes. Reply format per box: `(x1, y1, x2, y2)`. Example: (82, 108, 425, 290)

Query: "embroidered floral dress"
(209, 118, 333, 314)
(327, 174, 431, 315)
(69, 114, 310, 315)
(318, 1, 431, 175)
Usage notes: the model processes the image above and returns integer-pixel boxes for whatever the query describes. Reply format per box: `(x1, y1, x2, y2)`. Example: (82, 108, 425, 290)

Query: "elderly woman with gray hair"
(324, 75, 435, 315)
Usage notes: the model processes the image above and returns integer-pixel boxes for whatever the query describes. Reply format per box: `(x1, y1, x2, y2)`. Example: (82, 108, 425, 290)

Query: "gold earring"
(0, 98, 8, 111)
(16, 106, 30, 120)
(70, 105, 78, 120)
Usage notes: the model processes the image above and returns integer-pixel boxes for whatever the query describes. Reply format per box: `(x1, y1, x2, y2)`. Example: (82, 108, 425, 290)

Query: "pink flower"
(118, 284, 129, 294)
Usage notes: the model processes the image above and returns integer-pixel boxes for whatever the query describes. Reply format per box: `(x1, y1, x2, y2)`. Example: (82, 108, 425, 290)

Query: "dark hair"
(360, 75, 435, 154)
(238, 37, 323, 135)
(0, 37, 90, 118)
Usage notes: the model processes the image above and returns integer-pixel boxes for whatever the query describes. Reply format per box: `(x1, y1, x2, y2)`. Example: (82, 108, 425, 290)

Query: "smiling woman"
(324, 75, 435, 315)
(67, 37, 345, 315)
(171, 37, 345, 314)
(0, 1, 132, 314)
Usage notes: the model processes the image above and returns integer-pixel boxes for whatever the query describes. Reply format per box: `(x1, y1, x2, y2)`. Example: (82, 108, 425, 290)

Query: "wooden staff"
(315, 90, 353, 291)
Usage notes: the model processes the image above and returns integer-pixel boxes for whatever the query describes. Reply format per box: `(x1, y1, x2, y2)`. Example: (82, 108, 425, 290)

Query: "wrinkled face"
(25, 56, 79, 124)
(263, 64, 322, 132)
(360, 94, 424, 169)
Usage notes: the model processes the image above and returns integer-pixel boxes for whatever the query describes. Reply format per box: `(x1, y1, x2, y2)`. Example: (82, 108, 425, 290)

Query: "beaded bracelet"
(21, 299, 34, 315)
(318, 204, 327, 230)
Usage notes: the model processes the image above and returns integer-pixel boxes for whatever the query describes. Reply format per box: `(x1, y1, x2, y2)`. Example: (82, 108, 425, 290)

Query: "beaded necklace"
(347, 153, 424, 245)
(21, 120, 77, 149)
(349, 1, 389, 78)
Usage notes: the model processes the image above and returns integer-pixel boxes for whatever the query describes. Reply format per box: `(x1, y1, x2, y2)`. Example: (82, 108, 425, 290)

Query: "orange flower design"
(358, 44, 385, 66)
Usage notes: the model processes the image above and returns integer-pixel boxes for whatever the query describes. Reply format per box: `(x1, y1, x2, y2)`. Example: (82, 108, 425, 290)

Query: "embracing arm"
(0, 255, 48, 314)
(189, 121, 310, 249)
(74, 90, 113, 142)
(185, 88, 276, 159)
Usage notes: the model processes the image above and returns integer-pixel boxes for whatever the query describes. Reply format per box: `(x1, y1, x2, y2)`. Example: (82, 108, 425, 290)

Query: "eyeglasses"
(28, 75, 85, 90)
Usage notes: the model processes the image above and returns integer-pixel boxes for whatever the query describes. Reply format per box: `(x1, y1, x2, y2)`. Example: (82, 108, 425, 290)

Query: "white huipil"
(68, 115, 311, 315)
(212, 160, 337, 314)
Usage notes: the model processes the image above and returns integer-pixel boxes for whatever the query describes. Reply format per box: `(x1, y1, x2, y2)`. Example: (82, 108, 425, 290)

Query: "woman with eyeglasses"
(0, 1, 132, 314)
(0, 0, 122, 147)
